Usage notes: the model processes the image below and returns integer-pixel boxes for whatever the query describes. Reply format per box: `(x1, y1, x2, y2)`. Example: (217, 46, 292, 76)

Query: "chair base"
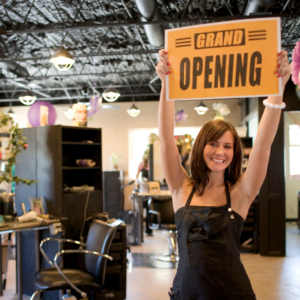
(154, 254, 179, 262)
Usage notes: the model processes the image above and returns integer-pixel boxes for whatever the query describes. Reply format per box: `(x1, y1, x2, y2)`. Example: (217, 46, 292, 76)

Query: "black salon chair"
(148, 197, 178, 262)
(30, 220, 116, 300)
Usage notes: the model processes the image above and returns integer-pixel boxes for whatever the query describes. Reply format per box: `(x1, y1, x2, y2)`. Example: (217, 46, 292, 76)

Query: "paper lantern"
(28, 101, 57, 127)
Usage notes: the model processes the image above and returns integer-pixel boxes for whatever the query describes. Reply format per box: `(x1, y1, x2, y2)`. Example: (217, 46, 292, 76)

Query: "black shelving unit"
(15, 125, 104, 296)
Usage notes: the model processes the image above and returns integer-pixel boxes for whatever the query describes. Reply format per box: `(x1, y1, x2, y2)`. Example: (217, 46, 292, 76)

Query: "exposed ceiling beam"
(0, 70, 156, 81)
(4, 14, 300, 35)
(0, 83, 161, 93)
(0, 49, 158, 63)
(0, 93, 160, 102)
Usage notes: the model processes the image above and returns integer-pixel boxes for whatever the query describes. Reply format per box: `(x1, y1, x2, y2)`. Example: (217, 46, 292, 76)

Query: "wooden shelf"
(62, 142, 101, 145)
(62, 166, 101, 170)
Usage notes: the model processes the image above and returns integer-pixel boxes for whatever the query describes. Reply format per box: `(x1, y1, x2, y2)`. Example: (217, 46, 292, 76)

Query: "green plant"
(109, 153, 121, 167)
(0, 113, 37, 185)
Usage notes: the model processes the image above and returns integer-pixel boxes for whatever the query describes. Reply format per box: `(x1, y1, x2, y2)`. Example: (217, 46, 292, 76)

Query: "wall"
(0, 99, 241, 174)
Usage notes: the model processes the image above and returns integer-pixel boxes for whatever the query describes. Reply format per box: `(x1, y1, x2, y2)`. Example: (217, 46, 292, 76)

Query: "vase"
(0, 192, 15, 222)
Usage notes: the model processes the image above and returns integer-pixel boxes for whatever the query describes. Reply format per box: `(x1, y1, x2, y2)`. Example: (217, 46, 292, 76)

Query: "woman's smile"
(203, 131, 234, 172)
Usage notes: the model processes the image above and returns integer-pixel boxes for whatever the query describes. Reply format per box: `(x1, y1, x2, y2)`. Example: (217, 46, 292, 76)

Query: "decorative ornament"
(291, 41, 300, 85)
(212, 103, 231, 120)
(88, 94, 102, 119)
(175, 110, 188, 123)
(28, 101, 57, 127)
(76, 159, 96, 167)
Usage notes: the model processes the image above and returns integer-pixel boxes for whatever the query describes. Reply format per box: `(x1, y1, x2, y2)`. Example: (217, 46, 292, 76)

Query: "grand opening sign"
(165, 18, 282, 101)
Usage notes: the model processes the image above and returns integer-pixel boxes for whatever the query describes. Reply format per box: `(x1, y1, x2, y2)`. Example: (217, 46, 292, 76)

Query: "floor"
(0, 224, 299, 300)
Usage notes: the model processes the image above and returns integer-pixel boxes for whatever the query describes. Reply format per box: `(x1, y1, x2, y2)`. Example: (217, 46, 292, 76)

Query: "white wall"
(0, 99, 241, 176)
(284, 112, 300, 219)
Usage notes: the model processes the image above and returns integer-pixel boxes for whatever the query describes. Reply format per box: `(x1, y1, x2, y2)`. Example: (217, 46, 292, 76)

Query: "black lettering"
(228, 54, 234, 87)
(249, 51, 262, 86)
(235, 53, 248, 87)
(180, 58, 190, 90)
(214, 55, 226, 88)
(192, 57, 203, 89)
(204, 56, 213, 89)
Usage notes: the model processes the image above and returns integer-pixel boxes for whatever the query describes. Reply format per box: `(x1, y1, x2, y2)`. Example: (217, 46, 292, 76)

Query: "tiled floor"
(1, 224, 299, 300)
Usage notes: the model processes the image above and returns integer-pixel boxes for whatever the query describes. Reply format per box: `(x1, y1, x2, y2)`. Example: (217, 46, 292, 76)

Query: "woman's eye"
(210, 143, 217, 146)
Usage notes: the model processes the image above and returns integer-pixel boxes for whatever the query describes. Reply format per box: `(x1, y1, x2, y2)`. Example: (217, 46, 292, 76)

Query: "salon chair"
(148, 197, 179, 262)
(30, 220, 116, 300)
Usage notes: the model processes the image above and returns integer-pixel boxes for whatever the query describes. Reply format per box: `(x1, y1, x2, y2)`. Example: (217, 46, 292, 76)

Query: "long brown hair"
(190, 119, 243, 195)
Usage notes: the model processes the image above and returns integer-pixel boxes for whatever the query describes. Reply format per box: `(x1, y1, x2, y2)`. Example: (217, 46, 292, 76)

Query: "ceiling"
(0, 0, 299, 107)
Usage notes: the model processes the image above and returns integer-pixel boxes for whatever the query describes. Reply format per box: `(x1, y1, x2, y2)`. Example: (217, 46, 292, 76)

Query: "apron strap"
(225, 180, 231, 207)
(177, 185, 196, 225)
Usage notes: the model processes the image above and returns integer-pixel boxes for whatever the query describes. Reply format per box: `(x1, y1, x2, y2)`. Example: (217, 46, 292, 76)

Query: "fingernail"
(167, 62, 170, 66)
(277, 64, 280, 68)
(277, 53, 281, 56)
(164, 51, 168, 54)
(277, 74, 281, 78)
(274, 71, 279, 74)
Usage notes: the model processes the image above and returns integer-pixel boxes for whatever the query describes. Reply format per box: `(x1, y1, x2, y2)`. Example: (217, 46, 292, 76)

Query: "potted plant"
(109, 153, 121, 170)
(0, 113, 37, 220)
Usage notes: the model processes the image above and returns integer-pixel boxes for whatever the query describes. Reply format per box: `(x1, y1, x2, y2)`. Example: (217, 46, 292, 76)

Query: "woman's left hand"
(276, 50, 291, 89)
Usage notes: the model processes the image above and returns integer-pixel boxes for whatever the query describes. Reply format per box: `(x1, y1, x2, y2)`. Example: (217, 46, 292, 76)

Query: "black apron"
(168, 183, 256, 300)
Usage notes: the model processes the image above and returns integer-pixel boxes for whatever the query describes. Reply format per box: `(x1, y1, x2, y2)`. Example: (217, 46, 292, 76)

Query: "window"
(289, 124, 300, 179)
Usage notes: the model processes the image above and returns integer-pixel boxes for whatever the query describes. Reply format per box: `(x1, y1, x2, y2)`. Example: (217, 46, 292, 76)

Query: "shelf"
(62, 166, 101, 170)
(62, 142, 101, 145)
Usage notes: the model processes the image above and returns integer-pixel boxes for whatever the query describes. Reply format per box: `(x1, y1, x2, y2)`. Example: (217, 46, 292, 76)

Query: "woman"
(136, 156, 149, 181)
(156, 48, 290, 300)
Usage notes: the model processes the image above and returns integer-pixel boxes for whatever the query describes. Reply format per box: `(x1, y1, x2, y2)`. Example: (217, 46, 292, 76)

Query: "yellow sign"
(165, 18, 282, 101)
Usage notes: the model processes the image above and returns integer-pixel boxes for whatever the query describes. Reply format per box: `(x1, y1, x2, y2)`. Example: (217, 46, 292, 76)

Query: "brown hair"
(190, 119, 243, 195)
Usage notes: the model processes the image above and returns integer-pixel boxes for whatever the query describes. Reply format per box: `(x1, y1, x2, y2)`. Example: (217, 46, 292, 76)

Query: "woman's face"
(203, 130, 234, 173)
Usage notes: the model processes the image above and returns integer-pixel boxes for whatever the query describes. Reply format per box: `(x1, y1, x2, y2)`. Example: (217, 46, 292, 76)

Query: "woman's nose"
(215, 147, 224, 155)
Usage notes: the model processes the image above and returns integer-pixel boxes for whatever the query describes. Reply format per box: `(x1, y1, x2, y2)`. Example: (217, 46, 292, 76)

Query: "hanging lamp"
(194, 101, 208, 115)
(19, 90, 36, 105)
(7, 108, 16, 118)
(64, 105, 74, 119)
(127, 97, 140, 117)
(102, 86, 120, 102)
(50, 48, 75, 71)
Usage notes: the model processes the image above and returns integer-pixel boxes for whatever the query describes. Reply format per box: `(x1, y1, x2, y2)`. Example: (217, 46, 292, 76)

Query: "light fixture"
(64, 105, 74, 119)
(19, 90, 36, 105)
(194, 101, 208, 115)
(7, 108, 16, 118)
(102, 86, 120, 102)
(127, 103, 140, 117)
(50, 48, 75, 71)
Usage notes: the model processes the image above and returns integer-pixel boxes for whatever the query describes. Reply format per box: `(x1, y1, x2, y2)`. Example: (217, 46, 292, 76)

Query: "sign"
(165, 18, 282, 101)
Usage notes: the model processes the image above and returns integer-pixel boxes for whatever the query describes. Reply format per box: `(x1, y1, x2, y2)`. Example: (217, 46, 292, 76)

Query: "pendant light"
(127, 98, 140, 117)
(7, 102, 16, 118)
(194, 101, 208, 115)
(64, 106, 74, 119)
(102, 86, 120, 102)
(19, 90, 36, 105)
(50, 48, 75, 71)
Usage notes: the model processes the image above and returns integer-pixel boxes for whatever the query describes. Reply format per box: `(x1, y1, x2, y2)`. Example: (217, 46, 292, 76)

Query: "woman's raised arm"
(156, 49, 188, 194)
(240, 50, 291, 201)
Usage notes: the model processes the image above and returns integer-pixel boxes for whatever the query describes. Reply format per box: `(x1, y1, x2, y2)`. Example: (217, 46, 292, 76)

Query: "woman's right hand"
(155, 49, 170, 83)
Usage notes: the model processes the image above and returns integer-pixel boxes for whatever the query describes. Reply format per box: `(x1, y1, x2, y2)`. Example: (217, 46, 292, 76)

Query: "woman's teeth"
(212, 158, 224, 163)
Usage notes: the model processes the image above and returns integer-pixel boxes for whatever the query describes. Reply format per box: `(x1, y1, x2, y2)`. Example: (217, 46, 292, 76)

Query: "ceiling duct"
(244, 0, 270, 15)
(135, 0, 164, 49)
(0, 62, 30, 78)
